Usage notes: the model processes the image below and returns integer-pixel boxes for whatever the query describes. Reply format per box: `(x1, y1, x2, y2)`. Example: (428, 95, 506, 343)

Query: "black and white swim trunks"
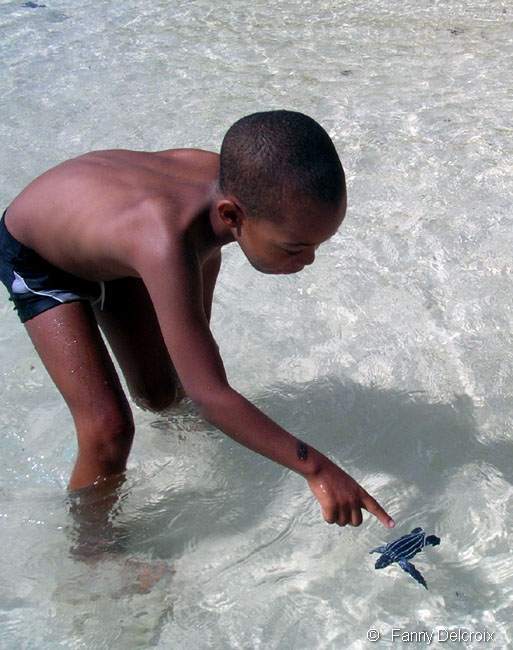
(0, 209, 104, 323)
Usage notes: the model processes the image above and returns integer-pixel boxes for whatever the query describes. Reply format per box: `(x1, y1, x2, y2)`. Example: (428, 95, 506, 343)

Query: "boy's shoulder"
(155, 147, 218, 164)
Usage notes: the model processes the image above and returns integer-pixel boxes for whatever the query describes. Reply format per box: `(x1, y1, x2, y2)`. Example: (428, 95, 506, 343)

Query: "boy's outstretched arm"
(136, 234, 394, 529)
(200, 390, 395, 528)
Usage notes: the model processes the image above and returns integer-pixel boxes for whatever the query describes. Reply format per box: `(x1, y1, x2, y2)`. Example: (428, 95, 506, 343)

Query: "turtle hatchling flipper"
(425, 535, 440, 547)
(369, 545, 387, 554)
(398, 559, 428, 589)
(411, 527, 423, 534)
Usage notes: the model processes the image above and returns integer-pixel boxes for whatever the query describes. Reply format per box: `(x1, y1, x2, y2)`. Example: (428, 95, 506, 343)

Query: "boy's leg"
(24, 301, 134, 491)
(92, 278, 183, 412)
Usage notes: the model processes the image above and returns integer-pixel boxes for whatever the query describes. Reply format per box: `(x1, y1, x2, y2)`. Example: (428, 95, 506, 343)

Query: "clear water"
(1, 0, 512, 647)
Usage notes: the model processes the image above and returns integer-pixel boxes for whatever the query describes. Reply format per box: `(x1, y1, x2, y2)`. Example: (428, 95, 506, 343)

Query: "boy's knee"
(77, 406, 135, 470)
(131, 383, 185, 413)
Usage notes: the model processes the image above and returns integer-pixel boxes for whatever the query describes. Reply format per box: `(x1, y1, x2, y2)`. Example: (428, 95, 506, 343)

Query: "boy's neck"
(204, 181, 236, 251)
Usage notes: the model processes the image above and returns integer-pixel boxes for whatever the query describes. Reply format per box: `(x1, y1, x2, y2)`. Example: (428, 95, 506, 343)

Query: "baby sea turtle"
(370, 527, 440, 589)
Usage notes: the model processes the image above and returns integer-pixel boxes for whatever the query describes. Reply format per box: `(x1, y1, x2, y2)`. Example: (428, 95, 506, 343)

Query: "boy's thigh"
(93, 277, 179, 410)
(24, 300, 131, 424)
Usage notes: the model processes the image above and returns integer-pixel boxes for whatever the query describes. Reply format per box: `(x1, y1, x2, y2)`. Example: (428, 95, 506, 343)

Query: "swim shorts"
(0, 209, 104, 323)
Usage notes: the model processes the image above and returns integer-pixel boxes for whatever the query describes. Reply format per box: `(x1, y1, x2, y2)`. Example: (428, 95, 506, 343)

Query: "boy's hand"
(306, 460, 395, 528)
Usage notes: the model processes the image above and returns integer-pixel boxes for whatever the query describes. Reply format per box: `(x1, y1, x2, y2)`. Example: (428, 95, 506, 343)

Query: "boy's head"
(218, 110, 347, 274)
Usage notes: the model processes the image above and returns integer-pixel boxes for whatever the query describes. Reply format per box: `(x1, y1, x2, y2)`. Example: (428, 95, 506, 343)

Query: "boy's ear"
(217, 198, 245, 229)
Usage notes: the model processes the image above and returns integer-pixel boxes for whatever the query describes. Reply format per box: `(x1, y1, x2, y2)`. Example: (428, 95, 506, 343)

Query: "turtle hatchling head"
(375, 554, 393, 569)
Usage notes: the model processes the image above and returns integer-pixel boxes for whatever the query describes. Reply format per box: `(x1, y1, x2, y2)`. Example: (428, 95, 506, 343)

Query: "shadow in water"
(257, 374, 512, 494)
(253, 374, 512, 624)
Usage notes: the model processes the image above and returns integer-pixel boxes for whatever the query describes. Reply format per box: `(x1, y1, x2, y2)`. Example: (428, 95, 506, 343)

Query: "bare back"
(6, 148, 220, 281)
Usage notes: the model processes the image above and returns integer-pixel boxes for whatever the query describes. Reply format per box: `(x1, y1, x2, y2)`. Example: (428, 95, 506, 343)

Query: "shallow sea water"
(1, 0, 512, 648)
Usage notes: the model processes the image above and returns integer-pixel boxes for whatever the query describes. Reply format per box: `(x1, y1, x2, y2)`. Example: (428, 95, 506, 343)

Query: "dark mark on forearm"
(297, 441, 308, 461)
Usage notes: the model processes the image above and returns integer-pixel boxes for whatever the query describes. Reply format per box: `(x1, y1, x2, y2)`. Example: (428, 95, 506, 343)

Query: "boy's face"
(233, 193, 346, 275)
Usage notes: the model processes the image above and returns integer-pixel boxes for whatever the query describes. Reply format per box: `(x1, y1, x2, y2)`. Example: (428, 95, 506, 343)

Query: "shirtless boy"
(0, 110, 395, 529)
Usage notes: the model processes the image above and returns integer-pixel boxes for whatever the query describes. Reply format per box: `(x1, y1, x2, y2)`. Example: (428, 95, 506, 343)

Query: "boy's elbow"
(190, 385, 236, 421)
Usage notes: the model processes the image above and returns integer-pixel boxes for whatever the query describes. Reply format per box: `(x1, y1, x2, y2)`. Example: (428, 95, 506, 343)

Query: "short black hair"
(219, 110, 345, 221)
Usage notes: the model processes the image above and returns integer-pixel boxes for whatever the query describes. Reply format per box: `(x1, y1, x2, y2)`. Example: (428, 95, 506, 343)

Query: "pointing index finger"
(362, 493, 395, 528)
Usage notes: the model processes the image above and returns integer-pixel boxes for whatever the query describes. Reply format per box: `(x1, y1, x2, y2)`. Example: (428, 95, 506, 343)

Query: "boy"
(0, 110, 394, 529)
